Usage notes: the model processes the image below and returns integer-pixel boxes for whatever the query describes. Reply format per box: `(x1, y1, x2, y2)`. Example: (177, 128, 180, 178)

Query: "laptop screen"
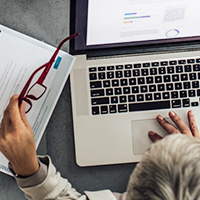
(71, 0, 200, 52)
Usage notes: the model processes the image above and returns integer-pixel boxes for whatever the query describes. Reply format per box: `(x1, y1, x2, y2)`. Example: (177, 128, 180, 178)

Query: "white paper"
(0, 25, 75, 176)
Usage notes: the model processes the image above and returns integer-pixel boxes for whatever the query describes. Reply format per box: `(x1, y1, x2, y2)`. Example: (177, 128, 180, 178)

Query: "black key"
(116, 71, 123, 78)
(106, 88, 113, 95)
(188, 90, 196, 97)
(92, 97, 109, 105)
(170, 60, 177, 65)
(155, 76, 162, 83)
(175, 82, 182, 90)
(137, 94, 144, 101)
(187, 59, 195, 64)
(91, 89, 104, 97)
(138, 77, 145, 84)
(192, 81, 199, 88)
(115, 88, 122, 95)
(157, 84, 165, 91)
(146, 77, 154, 84)
(196, 58, 200, 63)
(198, 72, 200, 79)
(90, 81, 102, 88)
(166, 83, 173, 90)
(192, 102, 199, 107)
(179, 60, 186, 64)
(129, 78, 136, 85)
(154, 93, 161, 100)
(141, 86, 148, 93)
(109, 105, 117, 113)
(184, 82, 191, 89)
(90, 73, 97, 80)
(167, 66, 174, 74)
(198, 89, 200, 96)
(112, 80, 119, 87)
(107, 71, 114, 79)
(163, 92, 170, 99)
(149, 85, 156, 92)
(116, 65, 123, 70)
(98, 72, 106, 79)
(142, 68, 149, 76)
(171, 91, 178, 98)
(184, 65, 192, 72)
(120, 96, 127, 103)
(181, 74, 188, 81)
(92, 107, 99, 115)
(132, 86, 139, 93)
(89, 67, 97, 72)
(120, 79, 128, 86)
(172, 100, 181, 108)
(150, 68, 157, 75)
(111, 96, 118, 103)
(189, 73, 196, 80)
(176, 65, 183, 73)
(124, 70, 132, 77)
(129, 101, 170, 112)
(161, 61, 168, 66)
(98, 67, 106, 71)
(103, 80, 110, 87)
(107, 66, 114, 70)
(143, 63, 150, 67)
(182, 99, 190, 107)
(159, 67, 166, 74)
(128, 95, 135, 102)
(193, 64, 200, 71)
(134, 63, 141, 68)
(101, 106, 108, 114)
(164, 75, 171, 82)
(133, 69, 140, 76)
(123, 87, 131, 94)
(172, 74, 179, 82)
(180, 90, 187, 98)
(152, 62, 159, 67)
(118, 104, 127, 112)
(125, 64, 132, 69)
(145, 93, 153, 101)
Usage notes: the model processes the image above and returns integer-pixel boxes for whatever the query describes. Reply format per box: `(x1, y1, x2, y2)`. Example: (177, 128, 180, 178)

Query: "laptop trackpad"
(131, 118, 172, 155)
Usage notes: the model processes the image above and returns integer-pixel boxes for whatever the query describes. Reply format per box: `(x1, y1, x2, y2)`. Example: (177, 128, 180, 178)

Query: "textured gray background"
(0, 0, 136, 199)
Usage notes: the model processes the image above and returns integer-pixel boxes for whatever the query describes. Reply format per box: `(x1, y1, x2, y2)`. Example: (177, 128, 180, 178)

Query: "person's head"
(126, 134, 200, 200)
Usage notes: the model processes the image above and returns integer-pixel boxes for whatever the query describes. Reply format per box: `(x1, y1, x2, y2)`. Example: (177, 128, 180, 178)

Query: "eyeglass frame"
(18, 33, 79, 113)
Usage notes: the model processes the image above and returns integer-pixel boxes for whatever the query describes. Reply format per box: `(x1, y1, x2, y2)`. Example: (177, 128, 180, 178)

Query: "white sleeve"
(19, 156, 81, 200)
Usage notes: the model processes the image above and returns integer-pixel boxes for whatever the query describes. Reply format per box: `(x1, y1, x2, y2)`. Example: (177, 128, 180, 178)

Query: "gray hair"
(126, 134, 200, 200)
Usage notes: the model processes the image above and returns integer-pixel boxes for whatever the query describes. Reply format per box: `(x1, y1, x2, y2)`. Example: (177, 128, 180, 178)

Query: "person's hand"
(148, 110, 200, 142)
(0, 95, 39, 176)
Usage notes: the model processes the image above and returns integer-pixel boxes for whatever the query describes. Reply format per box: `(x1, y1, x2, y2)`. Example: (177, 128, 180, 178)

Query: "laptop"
(69, 0, 200, 166)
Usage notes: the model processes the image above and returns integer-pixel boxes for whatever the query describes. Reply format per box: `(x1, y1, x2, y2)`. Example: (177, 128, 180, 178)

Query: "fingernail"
(149, 131, 155, 136)
(157, 115, 163, 120)
(170, 111, 176, 116)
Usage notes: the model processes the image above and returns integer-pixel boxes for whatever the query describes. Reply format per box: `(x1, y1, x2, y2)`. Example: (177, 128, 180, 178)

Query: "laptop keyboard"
(89, 57, 200, 115)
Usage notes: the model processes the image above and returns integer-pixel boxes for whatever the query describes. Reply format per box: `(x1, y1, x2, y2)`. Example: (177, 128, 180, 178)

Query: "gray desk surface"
(0, 0, 136, 199)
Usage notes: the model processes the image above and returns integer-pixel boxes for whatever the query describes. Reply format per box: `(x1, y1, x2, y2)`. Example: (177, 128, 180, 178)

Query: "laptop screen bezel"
(70, 0, 200, 57)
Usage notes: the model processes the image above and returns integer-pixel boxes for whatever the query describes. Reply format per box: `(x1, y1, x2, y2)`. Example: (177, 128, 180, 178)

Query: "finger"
(169, 111, 192, 136)
(188, 110, 200, 138)
(148, 131, 163, 142)
(19, 101, 31, 128)
(156, 114, 181, 134)
(4, 95, 22, 125)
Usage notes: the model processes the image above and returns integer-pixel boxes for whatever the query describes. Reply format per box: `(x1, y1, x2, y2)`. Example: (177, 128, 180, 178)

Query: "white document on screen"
(0, 25, 75, 176)
(87, 0, 200, 46)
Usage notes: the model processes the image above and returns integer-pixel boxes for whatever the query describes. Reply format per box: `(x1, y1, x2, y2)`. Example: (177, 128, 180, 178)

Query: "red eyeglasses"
(18, 33, 79, 113)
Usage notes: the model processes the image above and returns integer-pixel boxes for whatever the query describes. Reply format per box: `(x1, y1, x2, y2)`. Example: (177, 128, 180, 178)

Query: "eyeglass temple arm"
(37, 33, 79, 85)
